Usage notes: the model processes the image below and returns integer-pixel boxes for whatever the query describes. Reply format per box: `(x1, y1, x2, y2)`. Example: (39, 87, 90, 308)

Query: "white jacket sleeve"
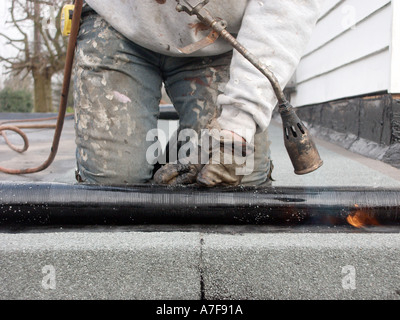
(217, 0, 322, 139)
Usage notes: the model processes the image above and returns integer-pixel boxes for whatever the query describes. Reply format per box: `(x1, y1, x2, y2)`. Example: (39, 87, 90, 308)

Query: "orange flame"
(346, 205, 380, 228)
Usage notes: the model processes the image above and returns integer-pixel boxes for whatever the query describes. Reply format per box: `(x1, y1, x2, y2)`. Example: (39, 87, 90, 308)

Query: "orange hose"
(0, 0, 83, 174)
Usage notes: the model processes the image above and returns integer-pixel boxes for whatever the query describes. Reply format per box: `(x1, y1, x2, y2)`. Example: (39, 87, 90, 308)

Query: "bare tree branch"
(2, 0, 69, 111)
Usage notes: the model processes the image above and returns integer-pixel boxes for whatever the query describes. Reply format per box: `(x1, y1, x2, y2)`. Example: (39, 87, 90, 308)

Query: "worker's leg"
(74, 10, 163, 184)
(163, 54, 273, 186)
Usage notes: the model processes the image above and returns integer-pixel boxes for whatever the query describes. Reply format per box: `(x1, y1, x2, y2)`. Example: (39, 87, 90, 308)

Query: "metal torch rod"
(176, 0, 287, 105)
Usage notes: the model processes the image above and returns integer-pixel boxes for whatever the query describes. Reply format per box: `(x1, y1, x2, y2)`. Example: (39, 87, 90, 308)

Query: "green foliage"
(66, 106, 74, 114)
(0, 88, 33, 113)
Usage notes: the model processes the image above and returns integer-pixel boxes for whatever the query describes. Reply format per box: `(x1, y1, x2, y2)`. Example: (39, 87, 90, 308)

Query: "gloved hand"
(154, 162, 204, 185)
(154, 140, 207, 185)
(196, 131, 253, 187)
(154, 129, 254, 187)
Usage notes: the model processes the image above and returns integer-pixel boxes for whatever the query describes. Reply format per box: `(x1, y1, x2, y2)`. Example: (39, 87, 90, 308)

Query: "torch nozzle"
(279, 102, 323, 175)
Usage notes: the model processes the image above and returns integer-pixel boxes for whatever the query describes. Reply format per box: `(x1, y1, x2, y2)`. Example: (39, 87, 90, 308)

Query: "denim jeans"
(73, 10, 272, 185)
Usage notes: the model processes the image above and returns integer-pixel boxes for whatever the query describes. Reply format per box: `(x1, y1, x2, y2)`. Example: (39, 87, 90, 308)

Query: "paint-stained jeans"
(73, 10, 272, 185)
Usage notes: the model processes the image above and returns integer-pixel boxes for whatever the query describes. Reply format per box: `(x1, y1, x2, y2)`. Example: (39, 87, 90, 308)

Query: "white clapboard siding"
(291, 0, 397, 107)
(390, 0, 400, 93)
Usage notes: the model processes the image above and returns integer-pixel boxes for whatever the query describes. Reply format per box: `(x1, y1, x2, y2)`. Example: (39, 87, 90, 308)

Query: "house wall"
(291, 0, 395, 107)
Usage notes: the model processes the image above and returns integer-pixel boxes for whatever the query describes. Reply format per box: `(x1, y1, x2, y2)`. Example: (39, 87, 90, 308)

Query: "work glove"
(154, 129, 254, 187)
(196, 133, 254, 187)
(153, 141, 207, 185)
(154, 162, 204, 185)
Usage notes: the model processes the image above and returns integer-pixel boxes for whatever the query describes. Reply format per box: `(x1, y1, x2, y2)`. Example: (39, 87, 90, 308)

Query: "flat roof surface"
(1, 114, 400, 188)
